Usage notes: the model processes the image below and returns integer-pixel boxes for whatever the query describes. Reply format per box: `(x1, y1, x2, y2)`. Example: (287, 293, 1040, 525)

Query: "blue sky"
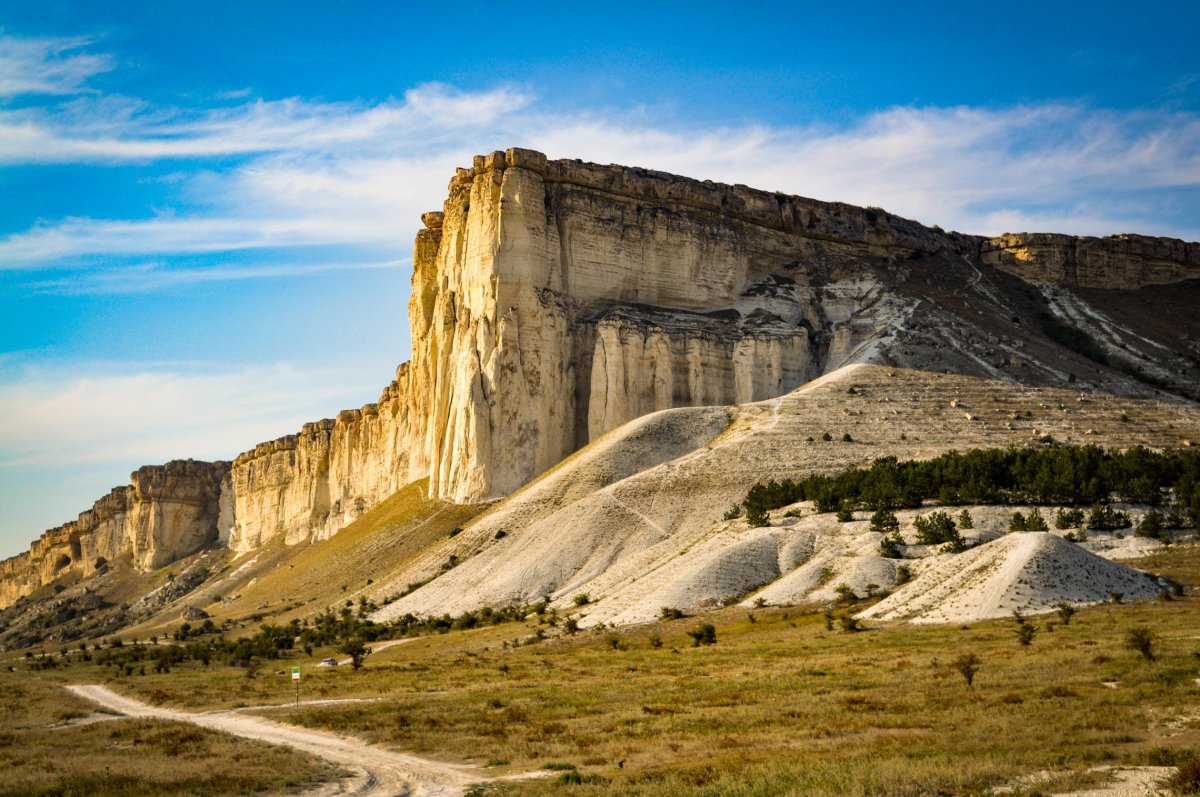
(1, 1, 1198, 557)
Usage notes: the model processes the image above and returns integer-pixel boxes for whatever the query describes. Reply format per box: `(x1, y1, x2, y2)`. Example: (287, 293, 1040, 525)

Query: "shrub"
(688, 624, 717, 646)
(913, 511, 959, 545)
(723, 503, 743, 521)
(648, 633, 663, 649)
(869, 508, 900, 534)
(1088, 504, 1132, 531)
(895, 564, 912, 585)
(879, 532, 904, 559)
(660, 607, 685, 620)
(1024, 508, 1049, 531)
(953, 653, 981, 688)
(836, 501, 854, 522)
(1055, 508, 1085, 529)
(1125, 627, 1155, 661)
(1009, 511, 1027, 532)
(564, 618, 580, 634)
(573, 594, 590, 606)
(838, 614, 862, 632)
(1137, 510, 1166, 540)
(842, 432, 853, 443)
(957, 509, 974, 529)
(338, 637, 371, 670)
(1054, 602, 1076, 626)
(1166, 753, 1200, 795)
(1013, 612, 1037, 647)
(745, 505, 771, 527)
(834, 584, 856, 604)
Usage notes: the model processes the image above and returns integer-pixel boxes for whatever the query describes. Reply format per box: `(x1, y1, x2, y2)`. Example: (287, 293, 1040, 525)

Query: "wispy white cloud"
(4, 90, 1197, 279)
(25, 258, 403, 295)
(0, 361, 382, 469)
(0, 33, 113, 97)
(0, 83, 531, 163)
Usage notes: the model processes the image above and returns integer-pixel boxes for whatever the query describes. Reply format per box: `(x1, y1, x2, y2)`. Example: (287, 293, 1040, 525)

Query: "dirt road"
(66, 684, 490, 796)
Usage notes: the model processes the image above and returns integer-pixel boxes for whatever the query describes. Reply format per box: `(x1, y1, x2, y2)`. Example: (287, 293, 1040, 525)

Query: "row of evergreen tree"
(739, 445, 1200, 526)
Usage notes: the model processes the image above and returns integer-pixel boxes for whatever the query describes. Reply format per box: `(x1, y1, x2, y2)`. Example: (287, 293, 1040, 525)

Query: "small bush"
(745, 505, 770, 527)
(723, 503, 743, 521)
(1024, 508, 1049, 531)
(879, 532, 904, 559)
(688, 624, 717, 646)
(821, 432, 833, 442)
(869, 508, 900, 534)
(957, 509, 974, 529)
(1125, 627, 1156, 661)
(838, 614, 862, 633)
(1088, 504, 1132, 531)
(1054, 602, 1076, 625)
(1137, 510, 1166, 540)
(660, 607, 685, 620)
(842, 432, 853, 443)
(1055, 508, 1085, 529)
(836, 501, 854, 522)
(952, 653, 981, 688)
(1166, 753, 1200, 795)
(895, 564, 912, 585)
(1013, 612, 1037, 647)
(914, 511, 963, 550)
(573, 594, 590, 606)
(1009, 511, 1027, 532)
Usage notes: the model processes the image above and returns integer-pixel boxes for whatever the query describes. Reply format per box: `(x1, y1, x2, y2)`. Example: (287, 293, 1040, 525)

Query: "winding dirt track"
(66, 684, 495, 796)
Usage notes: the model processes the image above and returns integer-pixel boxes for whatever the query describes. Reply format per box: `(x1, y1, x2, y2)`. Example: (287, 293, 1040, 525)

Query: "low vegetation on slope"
(739, 445, 1200, 522)
(8, 544, 1200, 796)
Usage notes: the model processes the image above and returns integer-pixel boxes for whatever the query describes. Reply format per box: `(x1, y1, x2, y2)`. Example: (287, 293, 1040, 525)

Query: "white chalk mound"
(859, 532, 1164, 624)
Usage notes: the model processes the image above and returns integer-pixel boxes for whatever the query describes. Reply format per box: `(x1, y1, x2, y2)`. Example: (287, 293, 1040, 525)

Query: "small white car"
(318, 657, 338, 667)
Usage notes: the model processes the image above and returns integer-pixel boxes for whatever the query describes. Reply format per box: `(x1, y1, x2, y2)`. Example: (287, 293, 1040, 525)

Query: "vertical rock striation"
(4, 148, 1199, 608)
(0, 460, 228, 606)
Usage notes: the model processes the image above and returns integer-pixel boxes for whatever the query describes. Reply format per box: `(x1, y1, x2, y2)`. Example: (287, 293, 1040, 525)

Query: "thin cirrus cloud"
(25, 257, 404, 295)
(0, 361, 382, 469)
(3, 98, 1199, 290)
(0, 32, 113, 97)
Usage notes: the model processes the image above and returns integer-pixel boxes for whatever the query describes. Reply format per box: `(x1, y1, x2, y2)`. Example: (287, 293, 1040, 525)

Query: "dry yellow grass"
(0, 676, 342, 796)
(14, 543, 1200, 797)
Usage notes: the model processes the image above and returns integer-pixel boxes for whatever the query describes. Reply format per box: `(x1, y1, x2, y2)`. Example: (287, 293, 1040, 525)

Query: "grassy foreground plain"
(5, 544, 1200, 797)
(0, 677, 343, 796)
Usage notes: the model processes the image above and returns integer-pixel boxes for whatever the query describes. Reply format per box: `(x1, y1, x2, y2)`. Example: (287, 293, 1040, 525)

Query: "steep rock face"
(0, 460, 228, 606)
(227, 368, 412, 551)
(408, 148, 960, 502)
(981, 233, 1200, 289)
(5, 148, 1200, 609)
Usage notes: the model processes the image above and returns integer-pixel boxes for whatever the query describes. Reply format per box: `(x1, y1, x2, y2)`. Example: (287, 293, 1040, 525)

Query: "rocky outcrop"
(227, 369, 412, 551)
(5, 148, 1200, 609)
(407, 148, 960, 502)
(981, 233, 1200, 289)
(0, 460, 228, 606)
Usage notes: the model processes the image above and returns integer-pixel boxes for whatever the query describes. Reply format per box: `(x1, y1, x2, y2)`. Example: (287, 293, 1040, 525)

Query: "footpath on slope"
(66, 683, 535, 797)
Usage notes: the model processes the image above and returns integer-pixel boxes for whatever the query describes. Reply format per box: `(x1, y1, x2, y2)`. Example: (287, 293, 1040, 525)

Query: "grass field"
(0, 676, 343, 797)
(7, 544, 1200, 796)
